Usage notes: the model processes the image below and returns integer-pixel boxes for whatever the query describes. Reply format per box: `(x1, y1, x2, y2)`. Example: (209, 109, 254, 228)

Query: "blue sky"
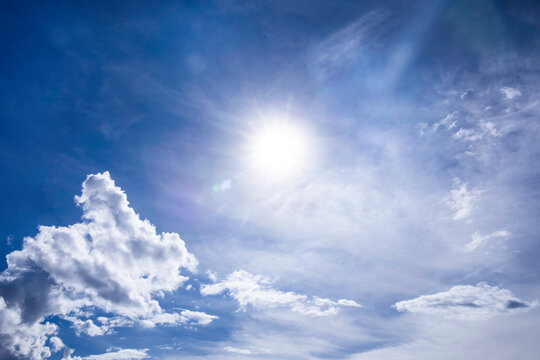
(1, 0, 540, 359)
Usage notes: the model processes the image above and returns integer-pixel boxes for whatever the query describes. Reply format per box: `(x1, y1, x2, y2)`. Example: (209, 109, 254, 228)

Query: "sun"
(247, 122, 309, 181)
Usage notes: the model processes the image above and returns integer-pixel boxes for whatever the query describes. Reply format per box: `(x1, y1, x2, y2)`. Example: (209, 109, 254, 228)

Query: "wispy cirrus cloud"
(500, 87, 522, 100)
(464, 230, 511, 252)
(201, 270, 361, 317)
(310, 10, 386, 78)
(445, 178, 482, 221)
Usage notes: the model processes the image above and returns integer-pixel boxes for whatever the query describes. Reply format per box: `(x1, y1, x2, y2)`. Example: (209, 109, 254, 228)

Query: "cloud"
(200, 270, 361, 317)
(49, 337, 65, 352)
(310, 11, 385, 77)
(394, 283, 533, 320)
(350, 308, 540, 360)
(433, 112, 458, 131)
(452, 127, 483, 142)
(0, 172, 215, 359)
(223, 346, 251, 355)
(64, 348, 149, 360)
(500, 87, 521, 100)
(337, 299, 363, 307)
(445, 178, 482, 221)
(464, 230, 511, 251)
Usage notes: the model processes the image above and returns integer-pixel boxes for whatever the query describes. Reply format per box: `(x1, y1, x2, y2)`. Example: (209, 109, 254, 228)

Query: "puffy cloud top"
(0, 172, 212, 359)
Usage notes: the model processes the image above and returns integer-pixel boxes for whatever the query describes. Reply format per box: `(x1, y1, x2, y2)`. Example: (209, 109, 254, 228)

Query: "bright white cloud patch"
(446, 178, 482, 221)
(500, 87, 521, 99)
(394, 284, 532, 320)
(0, 172, 215, 359)
(200, 270, 361, 316)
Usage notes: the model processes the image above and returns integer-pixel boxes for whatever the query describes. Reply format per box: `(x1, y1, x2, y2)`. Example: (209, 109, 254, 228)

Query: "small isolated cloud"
(394, 283, 533, 320)
(445, 179, 482, 221)
(337, 299, 363, 307)
(0, 172, 215, 359)
(500, 87, 521, 100)
(201, 270, 361, 317)
(464, 230, 511, 251)
(224, 346, 251, 355)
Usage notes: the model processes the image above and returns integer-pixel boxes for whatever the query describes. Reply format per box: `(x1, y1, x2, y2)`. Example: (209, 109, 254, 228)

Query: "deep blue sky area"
(1, 1, 540, 359)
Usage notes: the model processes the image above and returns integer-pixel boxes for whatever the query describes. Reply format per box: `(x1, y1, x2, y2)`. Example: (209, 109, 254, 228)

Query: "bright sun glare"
(248, 122, 309, 181)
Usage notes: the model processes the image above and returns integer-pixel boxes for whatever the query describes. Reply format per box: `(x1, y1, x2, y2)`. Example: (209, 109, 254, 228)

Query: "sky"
(1, 0, 540, 359)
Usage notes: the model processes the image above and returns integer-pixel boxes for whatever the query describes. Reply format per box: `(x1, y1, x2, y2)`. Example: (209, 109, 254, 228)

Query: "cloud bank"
(0, 172, 215, 359)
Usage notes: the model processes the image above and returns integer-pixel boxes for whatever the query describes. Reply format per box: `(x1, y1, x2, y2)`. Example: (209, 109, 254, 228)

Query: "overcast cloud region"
(2, 0, 540, 359)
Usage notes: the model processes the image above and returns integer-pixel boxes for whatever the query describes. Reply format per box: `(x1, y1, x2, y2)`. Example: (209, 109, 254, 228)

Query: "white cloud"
(73, 348, 149, 360)
(338, 299, 363, 308)
(0, 172, 216, 359)
(311, 11, 385, 77)
(445, 179, 482, 221)
(139, 310, 218, 328)
(480, 121, 502, 137)
(500, 87, 521, 100)
(464, 230, 511, 251)
(206, 270, 218, 282)
(0, 296, 57, 360)
(200, 270, 361, 317)
(49, 336, 65, 352)
(452, 127, 483, 142)
(350, 308, 540, 360)
(433, 112, 458, 131)
(394, 283, 533, 320)
(223, 346, 251, 355)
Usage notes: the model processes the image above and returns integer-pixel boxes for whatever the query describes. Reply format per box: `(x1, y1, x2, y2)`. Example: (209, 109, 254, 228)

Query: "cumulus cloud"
(200, 270, 361, 317)
(500, 87, 521, 100)
(445, 178, 482, 221)
(394, 283, 533, 320)
(464, 230, 511, 251)
(0, 172, 215, 359)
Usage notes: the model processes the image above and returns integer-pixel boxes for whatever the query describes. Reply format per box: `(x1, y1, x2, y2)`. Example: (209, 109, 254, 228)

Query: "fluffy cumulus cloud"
(0, 172, 216, 359)
(201, 270, 361, 316)
(394, 283, 534, 320)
